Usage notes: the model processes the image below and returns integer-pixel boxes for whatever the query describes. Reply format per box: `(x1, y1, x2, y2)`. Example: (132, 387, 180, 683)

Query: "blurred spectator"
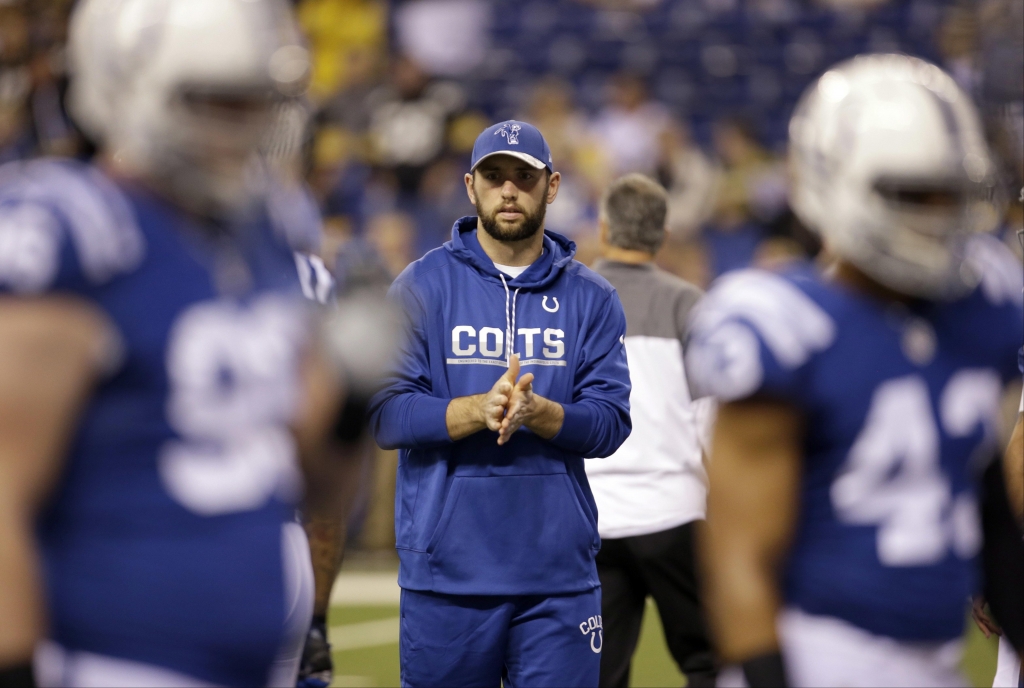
(701, 117, 787, 278)
(0, 3, 30, 65)
(591, 72, 672, 177)
(0, 1, 31, 108)
(414, 154, 474, 249)
(393, 0, 491, 77)
(309, 126, 370, 221)
(656, 119, 720, 238)
(937, 5, 981, 96)
(366, 211, 417, 278)
(978, 0, 1023, 110)
(298, 0, 387, 102)
(755, 207, 822, 271)
(319, 47, 384, 134)
(521, 78, 603, 236)
(977, 0, 1024, 189)
(412, 111, 484, 239)
(522, 78, 591, 166)
(0, 83, 32, 164)
(366, 55, 466, 198)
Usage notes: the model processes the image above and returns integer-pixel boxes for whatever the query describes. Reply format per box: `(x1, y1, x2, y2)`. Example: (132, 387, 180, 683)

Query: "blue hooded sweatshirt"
(369, 217, 632, 596)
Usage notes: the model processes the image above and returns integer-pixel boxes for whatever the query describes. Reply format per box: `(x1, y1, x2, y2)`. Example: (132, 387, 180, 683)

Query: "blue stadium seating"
(475, 0, 954, 148)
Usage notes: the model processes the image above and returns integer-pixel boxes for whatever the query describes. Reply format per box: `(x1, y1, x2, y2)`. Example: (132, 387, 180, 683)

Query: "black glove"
(296, 616, 333, 688)
(741, 651, 788, 688)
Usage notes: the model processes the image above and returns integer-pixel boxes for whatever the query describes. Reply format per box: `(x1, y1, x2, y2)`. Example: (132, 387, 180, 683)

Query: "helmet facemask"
(832, 176, 984, 299)
(133, 84, 282, 222)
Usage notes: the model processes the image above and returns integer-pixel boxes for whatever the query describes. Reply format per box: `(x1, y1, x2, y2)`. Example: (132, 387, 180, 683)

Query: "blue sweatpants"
(399, 587, 602, 688)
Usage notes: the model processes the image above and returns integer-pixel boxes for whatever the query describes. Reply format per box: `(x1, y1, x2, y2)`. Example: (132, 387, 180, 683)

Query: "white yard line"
(330, 616, 400, 651)
(330, 571, 401, 606)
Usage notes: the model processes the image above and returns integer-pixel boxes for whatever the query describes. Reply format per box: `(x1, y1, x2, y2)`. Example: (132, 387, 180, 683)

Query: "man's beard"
(478, 197, 547, 243)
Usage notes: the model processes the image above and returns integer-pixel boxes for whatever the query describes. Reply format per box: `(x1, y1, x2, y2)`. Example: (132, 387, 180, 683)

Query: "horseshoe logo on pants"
(590, 630, 603, 653)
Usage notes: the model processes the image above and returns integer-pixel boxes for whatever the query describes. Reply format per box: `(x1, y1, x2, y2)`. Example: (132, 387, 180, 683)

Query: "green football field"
(326, 571, 1000, 688)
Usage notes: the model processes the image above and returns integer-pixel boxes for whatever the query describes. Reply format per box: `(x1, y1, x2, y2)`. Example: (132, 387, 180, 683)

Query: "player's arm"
(0, 297, 109, 679)
(701, 398, 803, 687)
(291, 337, 348, 571)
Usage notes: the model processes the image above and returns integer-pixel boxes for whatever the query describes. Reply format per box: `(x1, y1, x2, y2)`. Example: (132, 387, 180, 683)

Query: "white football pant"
(718, 607, 967, 688)
(993, 635, 1021, 688)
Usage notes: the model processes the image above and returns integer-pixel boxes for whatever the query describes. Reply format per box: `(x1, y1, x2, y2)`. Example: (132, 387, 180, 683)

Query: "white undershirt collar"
(493, 262, 530, 278)
(492, 248, 543, 279)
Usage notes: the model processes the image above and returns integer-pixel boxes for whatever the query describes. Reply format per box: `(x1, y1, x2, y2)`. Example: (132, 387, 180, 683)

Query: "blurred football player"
(0, 1, 344, 686)
(686, 54, 1023, 687)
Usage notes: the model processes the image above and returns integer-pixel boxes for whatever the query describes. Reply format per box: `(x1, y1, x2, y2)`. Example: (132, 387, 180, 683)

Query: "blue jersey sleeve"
(551, 288, 632, 458)
(0, 160, 143, 297)
(685, 269, 837, 405)
(0, 199, 80, 294)
(368, 274, 452, 450)
(964, 234, 1024, 384)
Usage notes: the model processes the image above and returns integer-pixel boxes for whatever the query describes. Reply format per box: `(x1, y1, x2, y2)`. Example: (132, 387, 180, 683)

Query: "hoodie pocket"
(426, 474, 599, 592)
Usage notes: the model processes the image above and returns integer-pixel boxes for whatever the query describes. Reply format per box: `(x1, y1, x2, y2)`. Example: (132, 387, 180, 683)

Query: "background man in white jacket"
(586, 174, 716, 688)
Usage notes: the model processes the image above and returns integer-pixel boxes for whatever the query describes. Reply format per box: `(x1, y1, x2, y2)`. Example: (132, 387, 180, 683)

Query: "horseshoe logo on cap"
(542, 296, 559, 313)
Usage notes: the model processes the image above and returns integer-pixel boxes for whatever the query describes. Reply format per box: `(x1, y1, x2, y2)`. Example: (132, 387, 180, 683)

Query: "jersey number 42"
(831, 370, 1001, 567)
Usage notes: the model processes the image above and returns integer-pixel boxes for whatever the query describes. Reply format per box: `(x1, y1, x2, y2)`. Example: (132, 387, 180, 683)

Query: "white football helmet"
(67, 0, 310, 220)
(789, 54, 999, 299)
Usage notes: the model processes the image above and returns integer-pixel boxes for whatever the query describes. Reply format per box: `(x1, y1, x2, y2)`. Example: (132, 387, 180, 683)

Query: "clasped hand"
(481, 354, 538, 445)
(445, 354, 564, 443)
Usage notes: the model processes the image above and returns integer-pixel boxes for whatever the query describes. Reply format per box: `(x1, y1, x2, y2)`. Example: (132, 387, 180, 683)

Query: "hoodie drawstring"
(499, 274, 520, 366)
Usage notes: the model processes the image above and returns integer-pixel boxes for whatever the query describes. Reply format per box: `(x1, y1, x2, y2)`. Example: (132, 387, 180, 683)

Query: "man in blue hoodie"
(369, 121, 633, 687)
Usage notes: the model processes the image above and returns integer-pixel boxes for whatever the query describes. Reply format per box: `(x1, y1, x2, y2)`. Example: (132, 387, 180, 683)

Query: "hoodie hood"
(445, 216, 576, 291)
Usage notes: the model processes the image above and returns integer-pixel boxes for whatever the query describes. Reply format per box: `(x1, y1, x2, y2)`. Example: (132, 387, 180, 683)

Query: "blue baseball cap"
(470, 120, 553, 173)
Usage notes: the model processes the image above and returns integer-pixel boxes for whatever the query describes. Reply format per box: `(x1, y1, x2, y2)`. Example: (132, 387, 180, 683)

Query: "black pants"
(595, 521, 716, 688)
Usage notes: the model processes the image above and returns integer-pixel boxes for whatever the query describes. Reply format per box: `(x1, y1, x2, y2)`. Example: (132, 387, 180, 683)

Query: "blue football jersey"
(686, 236, 1024, 641)
(0, 159, 313, 685)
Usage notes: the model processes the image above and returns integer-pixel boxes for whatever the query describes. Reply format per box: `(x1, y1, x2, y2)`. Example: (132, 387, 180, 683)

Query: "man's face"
(465, 155, 560, 243)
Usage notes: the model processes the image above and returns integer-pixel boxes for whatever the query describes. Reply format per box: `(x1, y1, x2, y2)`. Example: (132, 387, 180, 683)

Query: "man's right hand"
(480, 356, 519, 432)
(972, 596, 1003, 639)
(445, 356, 518, 441)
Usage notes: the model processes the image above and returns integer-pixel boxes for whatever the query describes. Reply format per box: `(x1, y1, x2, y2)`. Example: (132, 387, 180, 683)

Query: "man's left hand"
(498, 371, 536, 445)
(496, 360, 564, 444)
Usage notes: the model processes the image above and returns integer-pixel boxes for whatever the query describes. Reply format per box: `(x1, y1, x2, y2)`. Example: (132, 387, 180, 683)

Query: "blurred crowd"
(4, 0, 1019, 294)
(3, 0, 1022, 289)
(298, 0, 1022, 289)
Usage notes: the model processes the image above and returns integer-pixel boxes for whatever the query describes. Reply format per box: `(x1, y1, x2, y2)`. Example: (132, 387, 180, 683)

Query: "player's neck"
(829, 260, 917, 306)
(476, 223, 545, 267)
(100, 153, 232, 233)
(601, 245, 655, 265)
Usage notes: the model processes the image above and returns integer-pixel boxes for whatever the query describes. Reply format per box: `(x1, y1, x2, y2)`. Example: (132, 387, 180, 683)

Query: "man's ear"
(464, 173, 476, 205)
(545, 171, 561, 204)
